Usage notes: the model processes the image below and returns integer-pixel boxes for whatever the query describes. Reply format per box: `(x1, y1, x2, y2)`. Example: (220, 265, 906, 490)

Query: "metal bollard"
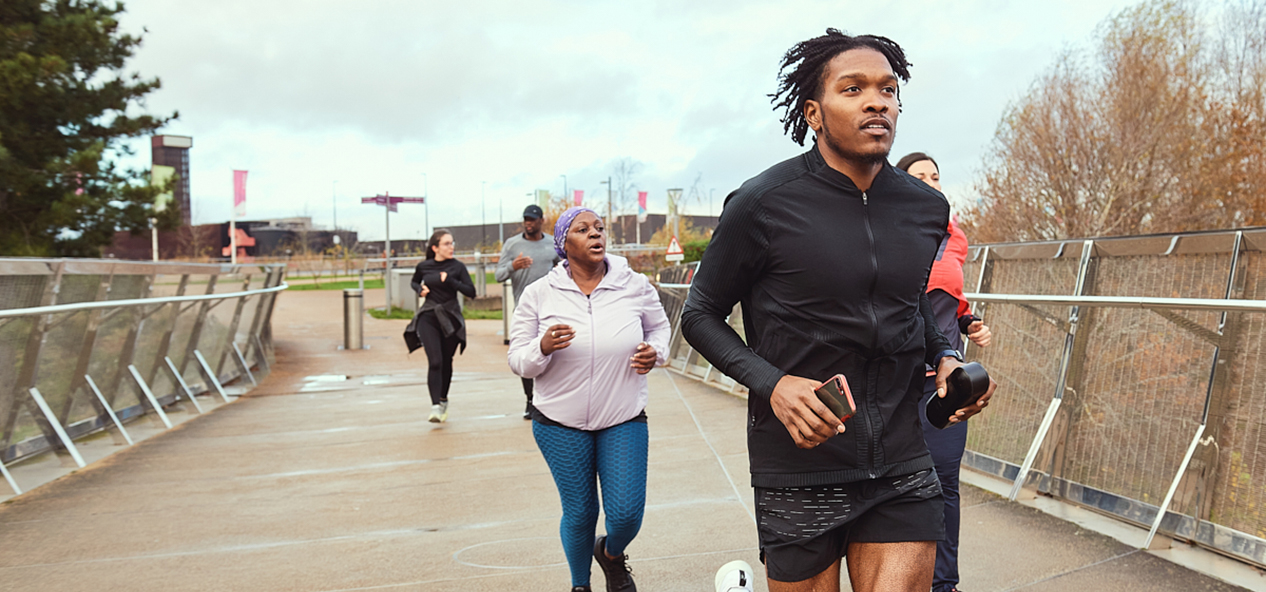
(502, 278, 514, 345)
(474, 252, 487, 297)
(343, 288, 364, 350)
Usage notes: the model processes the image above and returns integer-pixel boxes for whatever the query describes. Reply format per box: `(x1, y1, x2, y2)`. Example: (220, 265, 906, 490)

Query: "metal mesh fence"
(1211, 250, 1266, 538)
(652, 228, 1266, 567)
(0, 259, 285, 467)
(965, 256, 1080, 466)
(1059, 307, 1215, 506)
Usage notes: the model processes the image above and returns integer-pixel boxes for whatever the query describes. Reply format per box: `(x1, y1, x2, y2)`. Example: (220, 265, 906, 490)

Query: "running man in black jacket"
(682, 30, 996, 592)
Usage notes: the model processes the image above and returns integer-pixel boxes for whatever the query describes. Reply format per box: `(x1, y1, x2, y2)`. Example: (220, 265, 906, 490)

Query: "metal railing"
(0, 258, 287, 494)
(653, 228, 1266, 569)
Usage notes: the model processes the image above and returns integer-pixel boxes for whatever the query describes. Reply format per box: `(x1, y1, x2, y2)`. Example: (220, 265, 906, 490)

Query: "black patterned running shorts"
(754, 469, 945, 583)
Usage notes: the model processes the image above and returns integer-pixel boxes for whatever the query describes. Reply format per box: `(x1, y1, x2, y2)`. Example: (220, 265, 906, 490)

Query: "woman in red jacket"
(896, 152, 992, 592)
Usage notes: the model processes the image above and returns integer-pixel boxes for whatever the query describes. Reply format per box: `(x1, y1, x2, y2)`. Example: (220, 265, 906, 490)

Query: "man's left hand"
(933, 356, 997, 425)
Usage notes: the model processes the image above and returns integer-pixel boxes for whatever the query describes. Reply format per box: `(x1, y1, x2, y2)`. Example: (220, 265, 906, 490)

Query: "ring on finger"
(551, 330, 557, 338)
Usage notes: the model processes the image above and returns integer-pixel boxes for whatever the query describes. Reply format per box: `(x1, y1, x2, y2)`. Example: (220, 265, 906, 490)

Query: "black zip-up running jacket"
(680, 145, 953, 488)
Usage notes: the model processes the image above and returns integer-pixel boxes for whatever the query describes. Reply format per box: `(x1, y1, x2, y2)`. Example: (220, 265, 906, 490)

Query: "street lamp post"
(600, 178, 611, 242)
(481, 181, 487, 252)
(560, 174, 567, 204)
(422, 173, 429, 240)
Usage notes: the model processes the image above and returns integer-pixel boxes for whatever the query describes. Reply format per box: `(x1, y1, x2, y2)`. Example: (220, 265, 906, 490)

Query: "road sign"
(361, 192, 425, 310)
(666, 236, 684, 262)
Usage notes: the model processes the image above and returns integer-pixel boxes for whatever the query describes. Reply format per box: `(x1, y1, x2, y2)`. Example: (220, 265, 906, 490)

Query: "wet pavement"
(0, 288, 1260, 591)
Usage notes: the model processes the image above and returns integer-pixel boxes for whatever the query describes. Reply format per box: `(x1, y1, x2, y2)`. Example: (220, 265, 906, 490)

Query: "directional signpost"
(666, 236, 684, 263)
(361, 192, 425, 311)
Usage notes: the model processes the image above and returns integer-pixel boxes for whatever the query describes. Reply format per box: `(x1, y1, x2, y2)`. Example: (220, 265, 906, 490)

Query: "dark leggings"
(921, 375, 969, 592)
(417, 311, 459, 405)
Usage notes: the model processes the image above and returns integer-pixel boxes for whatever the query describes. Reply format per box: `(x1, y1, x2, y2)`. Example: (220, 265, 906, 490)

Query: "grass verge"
(367, 306, 503, 321)
(288, 279, 385, 291)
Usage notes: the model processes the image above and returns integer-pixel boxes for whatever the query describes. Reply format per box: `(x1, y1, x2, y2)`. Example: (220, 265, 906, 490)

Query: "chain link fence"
(654, 228, 1266, 569)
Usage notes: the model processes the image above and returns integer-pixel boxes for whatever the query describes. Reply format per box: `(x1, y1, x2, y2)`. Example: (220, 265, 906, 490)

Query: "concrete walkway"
(0, 288, 1260, 591)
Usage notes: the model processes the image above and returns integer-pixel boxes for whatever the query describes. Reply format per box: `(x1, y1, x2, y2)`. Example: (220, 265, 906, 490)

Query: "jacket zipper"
(861, 191, 880, 343)
(861, 191, 882, 475)
(586, 295, 594, 428)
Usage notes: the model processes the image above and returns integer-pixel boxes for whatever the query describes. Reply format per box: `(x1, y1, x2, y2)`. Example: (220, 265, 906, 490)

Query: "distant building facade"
(103, 216, 357, 260)
(151, 135, 193, 225)
(368, 214, 719, 255)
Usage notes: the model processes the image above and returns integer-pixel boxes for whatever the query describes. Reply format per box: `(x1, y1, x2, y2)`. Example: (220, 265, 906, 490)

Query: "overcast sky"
(117, 0, 1140, 242)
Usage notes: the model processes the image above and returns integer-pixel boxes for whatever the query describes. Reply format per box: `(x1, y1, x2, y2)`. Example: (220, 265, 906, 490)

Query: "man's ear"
(804, 99, 822, 133)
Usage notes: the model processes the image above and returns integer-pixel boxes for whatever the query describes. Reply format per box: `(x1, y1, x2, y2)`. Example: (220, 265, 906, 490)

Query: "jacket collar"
(805, 142, 898, 195)
(547, 254, 632, 294)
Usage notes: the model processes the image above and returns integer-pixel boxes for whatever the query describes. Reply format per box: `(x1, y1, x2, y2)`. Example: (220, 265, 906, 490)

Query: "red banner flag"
(233, 170, 248, 217)
(574, 189, 584, 206)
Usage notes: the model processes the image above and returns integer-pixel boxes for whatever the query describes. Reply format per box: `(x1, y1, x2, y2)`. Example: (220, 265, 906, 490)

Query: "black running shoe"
(524, 400, 535, 420)
(593, 535, 636, 592)
(571, 587, 592, 592)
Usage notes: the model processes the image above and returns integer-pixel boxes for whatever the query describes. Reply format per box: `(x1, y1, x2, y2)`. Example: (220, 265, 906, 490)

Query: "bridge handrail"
(964, 292, 1266, 312)
(0, 282, 289, 319)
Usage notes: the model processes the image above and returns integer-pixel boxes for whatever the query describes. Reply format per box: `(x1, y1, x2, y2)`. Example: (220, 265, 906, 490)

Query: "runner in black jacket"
(683, 30, 996, 592)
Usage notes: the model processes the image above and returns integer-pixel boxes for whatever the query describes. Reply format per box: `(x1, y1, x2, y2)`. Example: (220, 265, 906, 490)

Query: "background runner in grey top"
(497, 231, 559, 303)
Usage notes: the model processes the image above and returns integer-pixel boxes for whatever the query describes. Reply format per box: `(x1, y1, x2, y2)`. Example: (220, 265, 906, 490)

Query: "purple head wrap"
(553, 207, 599, 260)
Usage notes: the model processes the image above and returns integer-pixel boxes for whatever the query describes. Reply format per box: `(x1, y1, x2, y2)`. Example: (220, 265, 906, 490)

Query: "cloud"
(115, 0, 1141, 241)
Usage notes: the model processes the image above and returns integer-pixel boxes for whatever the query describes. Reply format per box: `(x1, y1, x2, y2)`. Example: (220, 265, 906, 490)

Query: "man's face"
(805, 48, 900, 165)
(523, 216, 542, 236)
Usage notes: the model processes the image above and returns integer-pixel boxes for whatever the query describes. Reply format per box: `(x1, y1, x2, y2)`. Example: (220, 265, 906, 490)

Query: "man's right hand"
(512, 253, 533, 270)
(770, 375, 846, 449)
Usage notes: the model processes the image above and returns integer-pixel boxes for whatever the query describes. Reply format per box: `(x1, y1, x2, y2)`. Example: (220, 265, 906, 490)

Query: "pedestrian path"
(0, 289, 1257, 591)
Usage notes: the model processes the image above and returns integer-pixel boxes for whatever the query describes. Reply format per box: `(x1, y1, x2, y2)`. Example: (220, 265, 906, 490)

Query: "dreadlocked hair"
(769, 29, 912, 146)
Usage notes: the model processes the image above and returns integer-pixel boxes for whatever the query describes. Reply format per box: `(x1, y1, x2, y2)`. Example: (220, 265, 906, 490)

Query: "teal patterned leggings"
(533, 419, 648, 588)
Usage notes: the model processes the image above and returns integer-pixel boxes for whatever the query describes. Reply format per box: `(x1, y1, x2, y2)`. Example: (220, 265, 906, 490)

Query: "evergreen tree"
(0, 0, 178, 257)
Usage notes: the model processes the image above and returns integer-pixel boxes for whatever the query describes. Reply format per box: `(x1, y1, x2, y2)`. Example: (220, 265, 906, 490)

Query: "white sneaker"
(439, 401, 448, 422)
(428, 404, 442, 423)
(715, 560, 754, 592)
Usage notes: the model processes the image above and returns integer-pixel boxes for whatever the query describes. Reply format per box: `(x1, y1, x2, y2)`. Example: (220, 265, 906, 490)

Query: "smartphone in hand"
(814, 374, 857, 421)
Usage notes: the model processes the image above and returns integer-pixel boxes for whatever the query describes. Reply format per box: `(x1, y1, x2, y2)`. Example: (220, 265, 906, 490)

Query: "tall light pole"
(481, 181, 487, 252)
(560, 174, 567, 204)
(525, 192, 533, 235)
(421, 173, 429, 239)
(709, 188, 715, 217)
(600, 177, 612, 243)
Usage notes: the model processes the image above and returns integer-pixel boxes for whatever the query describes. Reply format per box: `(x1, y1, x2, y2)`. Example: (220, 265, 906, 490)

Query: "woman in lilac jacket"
(508, 207, 670, 592)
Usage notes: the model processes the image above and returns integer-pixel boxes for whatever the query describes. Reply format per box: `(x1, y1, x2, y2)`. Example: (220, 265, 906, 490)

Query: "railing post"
(102, 274, 155, 408)
(215, 274, 254, 377)
(1, 261, 70, 466)
(58, 264, 116, 425)
(1010, 240, 1095, 500)
(177, 274, 220, 384)
(146, 274, 190, 387)
(963, 246, 991, 361)
(257, 266, 286, 366)
(1145, 230, 1246, 548)
(242, 267, 279, 371)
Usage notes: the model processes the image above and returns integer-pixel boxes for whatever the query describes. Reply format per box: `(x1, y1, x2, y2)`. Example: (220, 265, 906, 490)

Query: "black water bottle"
(925, 362, 991, 429)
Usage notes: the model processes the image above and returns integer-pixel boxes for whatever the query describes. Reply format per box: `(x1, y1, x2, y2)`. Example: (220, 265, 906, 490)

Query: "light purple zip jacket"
(508, 254, 671, 431)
